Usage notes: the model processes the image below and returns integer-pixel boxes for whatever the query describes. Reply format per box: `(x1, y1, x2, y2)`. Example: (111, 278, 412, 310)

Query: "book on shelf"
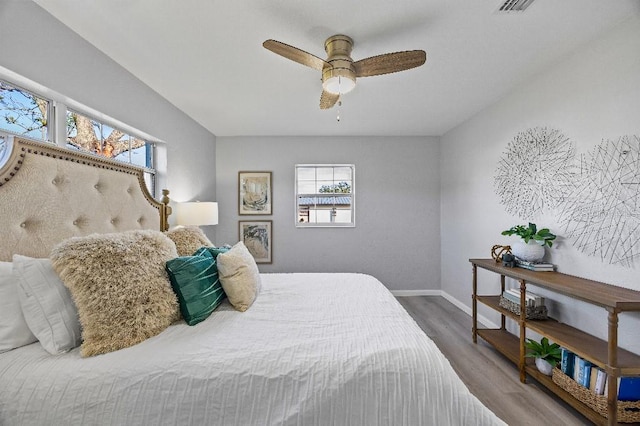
(603, 375, 618, 398)
(561, 348, 575, 378)
(594, 368, 606, 395)
(559, 356, 640, 400)
(573, 355, 582, 384)
(514, 258, 555, 271)
(573, 356, 592, 387)
(502, 288, 544, 307)
(501, 291, 520, 305)
(514, 258, 554, 267)
(619, 377, 640, 401)
(589, 366, 599, 392)
(582, 361, 593, 387)
(562, 349, 604, 393)
(600, 376, 640, 401)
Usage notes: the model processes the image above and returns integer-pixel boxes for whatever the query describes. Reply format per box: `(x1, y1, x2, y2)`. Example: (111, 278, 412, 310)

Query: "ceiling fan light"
(323, 75, 355, 95)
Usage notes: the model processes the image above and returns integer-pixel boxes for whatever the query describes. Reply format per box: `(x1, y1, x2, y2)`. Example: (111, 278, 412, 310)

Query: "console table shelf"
(477, 294, 640, 374)
(470, 258, 640, 426)
(478, 327, 609, 425)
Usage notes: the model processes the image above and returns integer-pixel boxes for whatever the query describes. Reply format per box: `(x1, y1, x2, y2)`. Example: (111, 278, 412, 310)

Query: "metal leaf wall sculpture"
(558, 135, 640, 267)
(495, 129, 640, 268)
(494, 127, 575, 219)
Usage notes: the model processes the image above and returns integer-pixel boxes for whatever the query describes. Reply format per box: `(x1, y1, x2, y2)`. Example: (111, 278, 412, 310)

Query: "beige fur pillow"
(50, 230, 180, 357)
(217, 241, 261, 312)
(166, 226, 214, 256)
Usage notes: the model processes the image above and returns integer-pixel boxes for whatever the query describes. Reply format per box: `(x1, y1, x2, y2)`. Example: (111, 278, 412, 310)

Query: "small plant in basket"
(525, 337, 561, 376)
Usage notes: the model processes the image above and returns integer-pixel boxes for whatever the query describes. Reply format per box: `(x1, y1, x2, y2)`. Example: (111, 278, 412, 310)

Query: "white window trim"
(0, 64, 162, 145)
(295, 164, 356, 228)
(0, 65, 161, 195)
(0, 132, 14, 167)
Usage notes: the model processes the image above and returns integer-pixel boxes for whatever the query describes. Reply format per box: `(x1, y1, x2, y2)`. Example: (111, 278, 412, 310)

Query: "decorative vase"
(535, 357, 554, 376)
(511, 240, 545, 262)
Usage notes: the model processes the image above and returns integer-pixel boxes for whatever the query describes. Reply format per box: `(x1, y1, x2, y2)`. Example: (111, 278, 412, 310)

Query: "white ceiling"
(33, 0, 640, 137)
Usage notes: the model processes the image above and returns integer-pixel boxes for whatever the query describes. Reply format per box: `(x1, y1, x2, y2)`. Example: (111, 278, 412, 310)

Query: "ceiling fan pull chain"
(337, 76, 342, 122)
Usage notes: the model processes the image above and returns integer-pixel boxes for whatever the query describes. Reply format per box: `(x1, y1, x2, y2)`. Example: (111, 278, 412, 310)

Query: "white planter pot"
(511, 240, 545, 262)
(535, 357, 555, 376)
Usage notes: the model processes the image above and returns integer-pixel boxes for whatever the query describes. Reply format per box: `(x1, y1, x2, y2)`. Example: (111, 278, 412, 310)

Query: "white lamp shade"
(175, 202, 218, 226)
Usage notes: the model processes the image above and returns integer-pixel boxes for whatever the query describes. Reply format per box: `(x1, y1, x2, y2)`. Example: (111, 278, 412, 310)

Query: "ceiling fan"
(263, 35, 426, 110)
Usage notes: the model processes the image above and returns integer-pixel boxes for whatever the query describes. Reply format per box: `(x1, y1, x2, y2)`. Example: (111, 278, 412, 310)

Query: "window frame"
(0, 132, 14, 170)
(64, 107, 156, 175)
(295, 164, 355, 228)
(0, 74, 158, 196)
(0, 80, 51, 142)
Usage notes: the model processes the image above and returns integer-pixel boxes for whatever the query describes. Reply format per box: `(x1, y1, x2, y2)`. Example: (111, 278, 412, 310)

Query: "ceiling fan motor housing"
(322, 34, 356, 94)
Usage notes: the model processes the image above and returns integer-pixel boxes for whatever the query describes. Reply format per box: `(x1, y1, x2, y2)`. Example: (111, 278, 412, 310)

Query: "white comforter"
(0, 273, 505, 425)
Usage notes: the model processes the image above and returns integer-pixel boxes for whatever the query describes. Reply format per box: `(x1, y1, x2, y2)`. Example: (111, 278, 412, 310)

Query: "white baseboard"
(391, 289, 442, 297)
(440, 291, 500, 329)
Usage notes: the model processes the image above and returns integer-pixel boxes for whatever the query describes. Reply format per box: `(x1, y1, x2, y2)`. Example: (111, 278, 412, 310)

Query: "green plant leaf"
(502, 223, 557, 248)
(524, 337, 561, 364)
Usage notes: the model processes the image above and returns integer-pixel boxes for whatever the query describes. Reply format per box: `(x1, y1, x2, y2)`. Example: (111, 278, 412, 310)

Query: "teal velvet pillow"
(165, 249, 226, 326)
(193, 246, 230, 258)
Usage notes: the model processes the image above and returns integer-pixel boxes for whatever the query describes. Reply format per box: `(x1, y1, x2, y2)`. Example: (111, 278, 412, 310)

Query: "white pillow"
(0, 261, 37, 352)
(13, 255, 81, 354)
(217, 241, 261, 312)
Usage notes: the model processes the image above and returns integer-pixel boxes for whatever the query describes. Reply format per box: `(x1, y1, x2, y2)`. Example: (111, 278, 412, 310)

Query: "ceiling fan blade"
(320, 90, 339, 110)
(263, 39, 329, 71)
(354, 50, 426, 77)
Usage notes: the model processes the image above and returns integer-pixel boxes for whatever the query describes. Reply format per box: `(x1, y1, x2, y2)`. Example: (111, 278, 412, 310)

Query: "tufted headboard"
(0, 137, 170, 261)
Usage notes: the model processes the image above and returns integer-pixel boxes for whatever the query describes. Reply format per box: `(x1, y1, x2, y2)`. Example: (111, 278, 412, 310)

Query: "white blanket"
(0, 273, 505, 425)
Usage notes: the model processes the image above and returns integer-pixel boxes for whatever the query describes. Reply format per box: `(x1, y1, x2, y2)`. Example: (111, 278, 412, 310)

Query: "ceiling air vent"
(498, 0, 535, 12)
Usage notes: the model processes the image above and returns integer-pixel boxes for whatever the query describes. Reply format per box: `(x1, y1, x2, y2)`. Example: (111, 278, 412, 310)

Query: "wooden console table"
(470, 258, 640, 426)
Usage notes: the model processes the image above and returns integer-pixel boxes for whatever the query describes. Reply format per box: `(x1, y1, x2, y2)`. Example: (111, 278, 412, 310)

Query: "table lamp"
(175, 202, 218, 226)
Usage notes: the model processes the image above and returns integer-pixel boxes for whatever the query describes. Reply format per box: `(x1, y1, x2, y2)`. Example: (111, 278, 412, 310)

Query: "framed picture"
(239, 220, 272, 264)
(238, 171, 272, 215)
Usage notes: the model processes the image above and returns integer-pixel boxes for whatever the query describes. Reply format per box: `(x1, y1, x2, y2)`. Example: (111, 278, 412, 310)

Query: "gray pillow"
(217, 241, 261, 312)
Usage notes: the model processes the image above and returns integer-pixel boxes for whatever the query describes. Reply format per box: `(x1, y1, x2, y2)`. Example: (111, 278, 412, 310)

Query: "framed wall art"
(239, 220, 272, 264)
(238, 171, 272, 215)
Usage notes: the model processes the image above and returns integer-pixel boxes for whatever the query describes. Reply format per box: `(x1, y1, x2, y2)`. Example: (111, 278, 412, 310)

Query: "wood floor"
(397, 296, 590, 426)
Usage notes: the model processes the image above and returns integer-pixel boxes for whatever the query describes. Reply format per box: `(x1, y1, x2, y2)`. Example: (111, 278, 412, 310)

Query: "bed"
(0, 137, 505, 425)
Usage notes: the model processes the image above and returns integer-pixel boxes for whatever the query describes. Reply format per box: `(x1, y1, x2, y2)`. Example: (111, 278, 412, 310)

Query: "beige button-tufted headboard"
(0, 137, 170, 261)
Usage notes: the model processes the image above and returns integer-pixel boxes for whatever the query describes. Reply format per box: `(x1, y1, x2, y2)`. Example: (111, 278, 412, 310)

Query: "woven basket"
(498, 296, 548, 320)
(552, 368, 640, 423)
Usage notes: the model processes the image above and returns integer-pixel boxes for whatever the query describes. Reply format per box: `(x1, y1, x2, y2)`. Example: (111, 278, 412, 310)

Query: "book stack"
(560, 348, 640, 400)
(501, 288, 545, 308)
(562, 348, 605, 393)
(515, 258, 555, 271)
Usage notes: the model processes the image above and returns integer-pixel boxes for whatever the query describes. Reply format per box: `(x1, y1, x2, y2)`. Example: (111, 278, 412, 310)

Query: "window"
(295, 164, 355, 227)
(0, 132, 12, 169)
(0, 81, 50, 141)
(66, 110, 155, 194)
(0, 76, 158, 196)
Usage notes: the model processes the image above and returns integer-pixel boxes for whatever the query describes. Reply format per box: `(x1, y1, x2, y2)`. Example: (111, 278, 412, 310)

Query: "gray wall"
(440, 16, 640, 352)
(216, 136, 440, 292)
(0, 1, 217, 236)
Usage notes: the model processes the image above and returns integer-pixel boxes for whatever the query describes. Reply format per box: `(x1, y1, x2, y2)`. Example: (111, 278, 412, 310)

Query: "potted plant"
(501, 222, 556, 262)
(525, 337, 561, 376)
